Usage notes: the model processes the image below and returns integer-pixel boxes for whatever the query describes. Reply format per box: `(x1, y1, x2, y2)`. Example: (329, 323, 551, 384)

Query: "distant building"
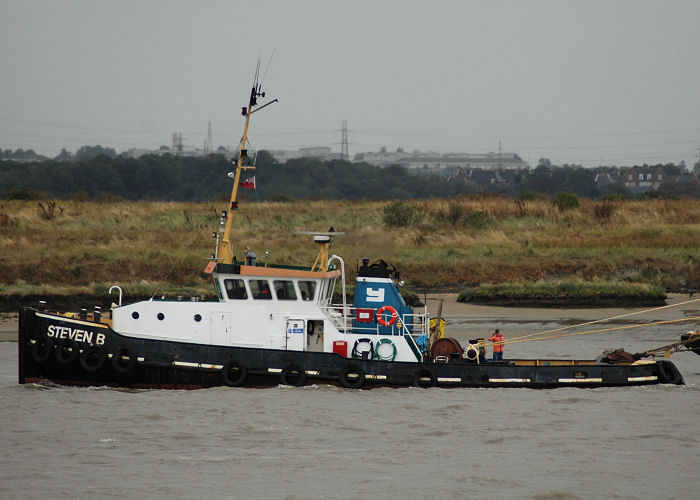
(354, 150, 528, 170)
(666, 171, 700, 186)
(298, 146, 332, 158)
(267, 147, 337, 162)
(122, 148, 153, 159)
(594, 172, 621, 190)
(53, 149, 73, 162)
(452, 167, 525, 187)
(622, 166, 666, 193)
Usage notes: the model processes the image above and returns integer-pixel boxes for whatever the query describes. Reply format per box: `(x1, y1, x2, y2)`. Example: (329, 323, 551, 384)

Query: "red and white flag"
(240, 176, 256, 189)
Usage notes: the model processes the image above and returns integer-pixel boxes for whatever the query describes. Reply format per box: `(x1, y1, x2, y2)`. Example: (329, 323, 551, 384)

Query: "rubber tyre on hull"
(111, 347, 136, 374)
(280, 364, 307, 387)
(79, 346, 107, 373)
(221, 361, 248, 387)
(31, 337, 53, 363)
(339, 365, 365, 389)
(54, 339, 79, 365)
(413, 369, 435, 388)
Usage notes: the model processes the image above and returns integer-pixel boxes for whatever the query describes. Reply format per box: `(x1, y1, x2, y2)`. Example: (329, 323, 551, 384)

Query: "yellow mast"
(217, 68, 277, 265)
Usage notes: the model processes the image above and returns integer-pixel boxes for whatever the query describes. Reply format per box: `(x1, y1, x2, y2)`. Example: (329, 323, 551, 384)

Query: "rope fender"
(374, 338, 397, 361)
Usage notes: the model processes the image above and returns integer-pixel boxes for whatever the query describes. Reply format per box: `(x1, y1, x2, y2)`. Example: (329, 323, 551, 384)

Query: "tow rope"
(503, 315, 700, 346)
(503, 297, 700, 346)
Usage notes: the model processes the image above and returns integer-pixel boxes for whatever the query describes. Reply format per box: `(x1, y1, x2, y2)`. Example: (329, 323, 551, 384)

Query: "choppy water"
(1, 312, 699, 500)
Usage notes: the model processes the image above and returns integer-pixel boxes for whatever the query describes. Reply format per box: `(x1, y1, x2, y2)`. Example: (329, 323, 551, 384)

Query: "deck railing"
(321, 304, 429, 340)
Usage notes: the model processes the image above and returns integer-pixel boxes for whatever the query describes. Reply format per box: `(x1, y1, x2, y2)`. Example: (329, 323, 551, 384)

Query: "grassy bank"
(0, 197, 698, 308)
(457, 280, 667, 307)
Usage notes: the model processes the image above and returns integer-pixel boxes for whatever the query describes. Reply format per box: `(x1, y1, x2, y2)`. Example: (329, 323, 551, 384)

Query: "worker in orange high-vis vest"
(489, 329, 505, 361)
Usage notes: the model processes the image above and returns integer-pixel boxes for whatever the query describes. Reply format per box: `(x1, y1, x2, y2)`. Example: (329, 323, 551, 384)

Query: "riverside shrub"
(552, 192, 580, 211)
(383, 200, 423, 227)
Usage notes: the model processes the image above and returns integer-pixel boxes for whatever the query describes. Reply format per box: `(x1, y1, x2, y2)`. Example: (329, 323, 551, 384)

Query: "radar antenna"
(295, 230, 345, 272)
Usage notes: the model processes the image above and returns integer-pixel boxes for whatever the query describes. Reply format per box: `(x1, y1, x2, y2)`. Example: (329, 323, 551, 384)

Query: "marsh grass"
(0, 198, 698, 304)
(457, 280, 667, 306)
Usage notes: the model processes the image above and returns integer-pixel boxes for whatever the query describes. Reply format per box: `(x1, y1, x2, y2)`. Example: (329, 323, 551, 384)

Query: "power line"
(349, 127, 700, 139)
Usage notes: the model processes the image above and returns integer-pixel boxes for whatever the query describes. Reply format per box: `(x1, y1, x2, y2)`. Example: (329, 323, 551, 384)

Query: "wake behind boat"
(17, 71, 698, 390)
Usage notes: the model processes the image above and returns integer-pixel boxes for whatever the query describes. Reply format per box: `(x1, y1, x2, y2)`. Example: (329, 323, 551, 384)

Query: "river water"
(1, 301, 699, 500)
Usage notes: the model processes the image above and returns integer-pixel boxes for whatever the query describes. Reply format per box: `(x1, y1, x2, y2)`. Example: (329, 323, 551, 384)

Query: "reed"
(457, 280, 667, 306)
(1, 197, 698, 305)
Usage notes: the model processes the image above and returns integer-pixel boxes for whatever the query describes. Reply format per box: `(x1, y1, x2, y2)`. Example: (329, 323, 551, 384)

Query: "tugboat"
(18, 72, 696, 390)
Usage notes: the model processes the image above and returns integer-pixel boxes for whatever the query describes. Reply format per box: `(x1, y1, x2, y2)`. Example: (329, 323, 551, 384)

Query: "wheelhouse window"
(298, 281, 316, 301)
(224, 279, 248, 300)
(273, 280, 297, 300)
(324, 278, 337, 303)
(214, 279, 224, 301)
(250, 279, 272, 300)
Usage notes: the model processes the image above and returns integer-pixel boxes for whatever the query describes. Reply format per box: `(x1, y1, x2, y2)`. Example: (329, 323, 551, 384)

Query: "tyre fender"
(54, 339, 79, 365)
(79, 345, 106, 373)
(221, 360, 248, 387)
(32, 336, 54, 363)
(413, 369, 435, 388)
(280, 364, 306, 387)
(111, 347, 136, 374)
(339, 365, 365, 389)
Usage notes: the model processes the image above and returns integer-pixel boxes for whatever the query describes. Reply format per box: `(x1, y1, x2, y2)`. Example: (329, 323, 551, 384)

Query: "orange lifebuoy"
(376, 305, 398, 327)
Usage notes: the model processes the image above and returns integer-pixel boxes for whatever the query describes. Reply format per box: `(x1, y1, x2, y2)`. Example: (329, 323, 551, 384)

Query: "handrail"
(328, 254, 348, 325)
(320, 303, 429, 338)
(109, 285, 123, 307)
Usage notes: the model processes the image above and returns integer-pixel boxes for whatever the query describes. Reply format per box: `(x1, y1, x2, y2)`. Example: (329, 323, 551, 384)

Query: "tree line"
(1, 150, 699, 201)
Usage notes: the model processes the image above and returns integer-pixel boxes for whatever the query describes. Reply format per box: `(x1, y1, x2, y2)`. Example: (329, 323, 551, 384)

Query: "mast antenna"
(215, 62, 278, 265)
(260, 48, 276, 86)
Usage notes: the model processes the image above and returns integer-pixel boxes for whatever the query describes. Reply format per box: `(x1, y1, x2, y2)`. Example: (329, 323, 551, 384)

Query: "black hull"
(19, 308, 685, 390)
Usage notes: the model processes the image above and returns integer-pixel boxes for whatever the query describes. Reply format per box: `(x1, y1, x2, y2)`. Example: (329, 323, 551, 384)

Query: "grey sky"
(2, 0, 699, 167)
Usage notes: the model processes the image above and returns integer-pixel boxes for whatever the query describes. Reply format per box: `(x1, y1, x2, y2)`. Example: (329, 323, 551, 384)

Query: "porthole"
(131, 311, 140, 320)
(157, 312, 165, 321)
(194, 314, 202, 322)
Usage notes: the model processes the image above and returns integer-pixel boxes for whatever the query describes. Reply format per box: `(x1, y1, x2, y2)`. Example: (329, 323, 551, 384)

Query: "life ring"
(280, 364, 306, 387)
(79, 345, 106, 373)
(339, 365, 365, 389)
(31, 336, 53, 363)
(376, 305, 398, 327)
(54, 339, 79, 365)
(658, 361, 683, 385)
(351, 338, 374, 359)
(413, 369, 435, 388)
(374, 338, 397, 361)
(221, 360, 248, 387)
(111, 347, 136, 374)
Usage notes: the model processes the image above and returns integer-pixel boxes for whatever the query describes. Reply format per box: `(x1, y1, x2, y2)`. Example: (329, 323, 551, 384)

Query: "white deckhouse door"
(286, 319, 306, 351)
(211, 312, 231, 345)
